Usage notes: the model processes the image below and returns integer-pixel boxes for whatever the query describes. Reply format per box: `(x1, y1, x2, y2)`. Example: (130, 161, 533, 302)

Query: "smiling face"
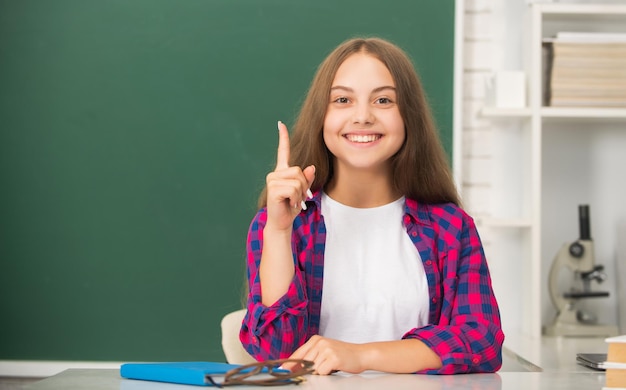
(323, 52, 405, 177)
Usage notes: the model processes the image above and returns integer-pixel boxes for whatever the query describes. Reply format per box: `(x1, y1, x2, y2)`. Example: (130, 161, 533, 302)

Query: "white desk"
(503, 333, 609, 372)
(21, 368, 607, 390)
(22, 336, 611, 390)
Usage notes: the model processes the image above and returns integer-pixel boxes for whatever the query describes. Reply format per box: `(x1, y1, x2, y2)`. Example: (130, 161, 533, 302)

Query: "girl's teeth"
(347, 134, 380, 143)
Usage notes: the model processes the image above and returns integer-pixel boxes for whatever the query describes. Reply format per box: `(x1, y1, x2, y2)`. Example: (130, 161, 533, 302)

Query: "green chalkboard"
(0, 0, 455, 362)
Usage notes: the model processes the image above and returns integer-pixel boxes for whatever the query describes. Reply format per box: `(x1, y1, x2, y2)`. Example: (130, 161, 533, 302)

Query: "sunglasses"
(206, 359, 315, 387)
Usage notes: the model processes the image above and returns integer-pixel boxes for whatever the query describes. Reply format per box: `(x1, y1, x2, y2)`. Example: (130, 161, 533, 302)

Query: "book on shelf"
(544, 32, 626, 108)
(605, 335, 626, 389)
(551, 86, 626, 99)
(551, 78, 626, 87)
(550, 97, 626, 108)
(555, 31, 626, 43)
(551, 88, 626, 99)
(550, 66, 626, 80)
(550, 42, 626, 57)
(552, 56, 626, 69)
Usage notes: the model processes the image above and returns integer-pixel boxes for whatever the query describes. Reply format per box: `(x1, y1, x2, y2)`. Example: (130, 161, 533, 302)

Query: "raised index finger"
(275, 120, 291, 170)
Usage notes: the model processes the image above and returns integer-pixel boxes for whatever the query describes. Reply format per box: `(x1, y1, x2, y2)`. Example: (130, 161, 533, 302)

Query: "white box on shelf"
(486, 71, 527, 109)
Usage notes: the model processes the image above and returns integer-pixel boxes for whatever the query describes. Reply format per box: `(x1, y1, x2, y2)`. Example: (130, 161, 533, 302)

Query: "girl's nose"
(352, 103, 374, 125)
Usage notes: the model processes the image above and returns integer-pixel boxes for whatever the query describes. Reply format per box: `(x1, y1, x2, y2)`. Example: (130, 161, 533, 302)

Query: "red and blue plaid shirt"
(240, 191, 504, 374)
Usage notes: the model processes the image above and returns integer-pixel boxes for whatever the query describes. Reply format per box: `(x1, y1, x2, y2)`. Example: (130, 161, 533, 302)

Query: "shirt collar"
(404, 197, 432, 226)
(309, 190, 431, 227)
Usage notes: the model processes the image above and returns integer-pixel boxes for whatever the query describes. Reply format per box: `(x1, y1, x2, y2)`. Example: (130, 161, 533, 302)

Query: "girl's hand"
(265, 121, 315, 231)
(283, 335, 366, 375)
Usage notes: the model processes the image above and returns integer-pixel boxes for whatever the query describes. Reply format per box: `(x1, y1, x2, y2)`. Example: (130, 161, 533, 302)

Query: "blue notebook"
(120, 361, 247, 386)
(120, 361, 288, 387)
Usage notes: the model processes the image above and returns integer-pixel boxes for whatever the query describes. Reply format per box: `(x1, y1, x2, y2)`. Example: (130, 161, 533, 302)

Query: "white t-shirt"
(319, 192, 429, 343)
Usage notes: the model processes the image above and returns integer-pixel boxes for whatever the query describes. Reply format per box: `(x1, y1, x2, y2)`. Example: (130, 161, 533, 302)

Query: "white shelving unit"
(480, 3, 626, 339)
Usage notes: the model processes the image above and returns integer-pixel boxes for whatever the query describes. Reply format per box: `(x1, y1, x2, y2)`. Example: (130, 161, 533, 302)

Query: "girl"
(240, 37, 504, 375)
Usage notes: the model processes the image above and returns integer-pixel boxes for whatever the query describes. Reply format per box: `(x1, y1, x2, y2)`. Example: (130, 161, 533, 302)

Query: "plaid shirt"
(240, 191, 504, 374)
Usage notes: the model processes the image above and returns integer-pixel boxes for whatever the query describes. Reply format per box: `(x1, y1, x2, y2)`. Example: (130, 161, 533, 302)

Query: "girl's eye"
(375, 97, 392, 104)
(333, 97, 349, 104)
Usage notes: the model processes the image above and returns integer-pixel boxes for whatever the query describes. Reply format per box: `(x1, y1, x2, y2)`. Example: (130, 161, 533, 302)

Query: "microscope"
(543, 204, 619, 337)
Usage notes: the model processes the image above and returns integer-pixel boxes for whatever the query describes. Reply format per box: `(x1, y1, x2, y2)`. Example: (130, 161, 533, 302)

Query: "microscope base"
(543, 319, 619, 337)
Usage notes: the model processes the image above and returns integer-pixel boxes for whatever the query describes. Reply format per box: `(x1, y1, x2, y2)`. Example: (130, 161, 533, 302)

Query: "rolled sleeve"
(405, 320, 503, 374)
(239, 209, 310, 360)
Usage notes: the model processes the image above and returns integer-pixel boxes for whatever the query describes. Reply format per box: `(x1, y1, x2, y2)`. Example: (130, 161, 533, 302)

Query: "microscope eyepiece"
(579, 204, 591, 240)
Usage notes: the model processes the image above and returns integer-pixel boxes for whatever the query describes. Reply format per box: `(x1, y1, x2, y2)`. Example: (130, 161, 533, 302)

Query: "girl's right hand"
(264, 121, 316, 232)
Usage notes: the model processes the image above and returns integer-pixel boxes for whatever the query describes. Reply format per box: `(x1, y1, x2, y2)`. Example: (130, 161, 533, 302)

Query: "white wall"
(542, 124, 626, 328)
(463, 0, 530, 338)
(462, 0, 626, 337)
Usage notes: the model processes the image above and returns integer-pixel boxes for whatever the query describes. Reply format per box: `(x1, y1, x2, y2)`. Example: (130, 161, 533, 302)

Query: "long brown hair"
(258, 37, 459, 208)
